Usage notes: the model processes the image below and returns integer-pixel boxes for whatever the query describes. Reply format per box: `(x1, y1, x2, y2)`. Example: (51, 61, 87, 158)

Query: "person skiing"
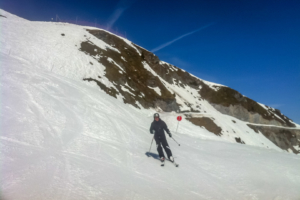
(150, 113, 174, 163)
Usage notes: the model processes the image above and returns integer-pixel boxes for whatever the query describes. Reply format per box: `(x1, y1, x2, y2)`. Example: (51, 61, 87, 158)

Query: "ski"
(171, 161, 179, 167)
(167, 159, 179, 167)
(159, 159, 178, 167)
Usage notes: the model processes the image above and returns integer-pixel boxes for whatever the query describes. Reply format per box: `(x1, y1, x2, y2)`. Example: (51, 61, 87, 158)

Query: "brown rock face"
(186, 117, 223, 136)
(80, 30, 179, 111)
(200, 85, 295, 127)
(247, 125, 300, 154)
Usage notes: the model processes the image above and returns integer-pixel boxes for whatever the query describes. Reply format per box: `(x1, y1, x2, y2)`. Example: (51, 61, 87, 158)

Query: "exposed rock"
(247, 124, 259, 133)
(247, 124, 300, 154)
(200, 84, 295, 127)
(80, 31, 180, 112)
(235, 137, 245, 144)
(153, 99, 179, 112)
(83, 78, 119, 98)
(139, 47, 160, 65)
(186, 117, 222, 136)
(212, 103, 292, 127)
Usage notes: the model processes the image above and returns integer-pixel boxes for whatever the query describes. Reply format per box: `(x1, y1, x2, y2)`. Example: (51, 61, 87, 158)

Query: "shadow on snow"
(145, 152, 160, 160)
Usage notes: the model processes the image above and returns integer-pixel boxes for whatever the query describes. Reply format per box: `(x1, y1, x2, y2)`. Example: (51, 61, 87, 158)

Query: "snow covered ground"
(1, 9, 300, 200)
(1, 48, 300, 200)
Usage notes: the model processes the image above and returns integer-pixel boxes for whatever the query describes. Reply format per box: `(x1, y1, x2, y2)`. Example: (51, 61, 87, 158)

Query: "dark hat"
(153, 113, 160, 118)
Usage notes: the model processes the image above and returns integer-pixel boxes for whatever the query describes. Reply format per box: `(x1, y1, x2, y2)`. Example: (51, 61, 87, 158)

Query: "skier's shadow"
(145, 152, 160, 160)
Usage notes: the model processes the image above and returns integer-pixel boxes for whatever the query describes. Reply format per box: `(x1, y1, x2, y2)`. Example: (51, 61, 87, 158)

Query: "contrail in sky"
(151, 23, 215, 53)
(107, 0, 136, 31)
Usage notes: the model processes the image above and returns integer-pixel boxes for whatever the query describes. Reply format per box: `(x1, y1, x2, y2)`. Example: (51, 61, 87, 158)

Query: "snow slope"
(1, 9, 300, 199)
(1, 50, 300, 200)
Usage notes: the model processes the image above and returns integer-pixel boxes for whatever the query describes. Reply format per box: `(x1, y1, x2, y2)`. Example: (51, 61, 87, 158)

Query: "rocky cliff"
(247, 124, 300, 154)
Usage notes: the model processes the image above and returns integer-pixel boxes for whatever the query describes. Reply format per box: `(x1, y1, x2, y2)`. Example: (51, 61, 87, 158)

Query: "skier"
(150, 113, 174, 164)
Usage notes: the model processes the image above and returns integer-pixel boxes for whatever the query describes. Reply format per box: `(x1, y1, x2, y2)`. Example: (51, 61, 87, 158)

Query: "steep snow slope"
(1, 49, 300, 200)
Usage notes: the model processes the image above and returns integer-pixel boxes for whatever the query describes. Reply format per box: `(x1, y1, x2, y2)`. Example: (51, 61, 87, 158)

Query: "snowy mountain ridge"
(1, 9, 300, 200)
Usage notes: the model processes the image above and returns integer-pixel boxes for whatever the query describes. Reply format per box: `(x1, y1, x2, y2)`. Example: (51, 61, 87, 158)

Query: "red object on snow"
(177, 116, 182, 121)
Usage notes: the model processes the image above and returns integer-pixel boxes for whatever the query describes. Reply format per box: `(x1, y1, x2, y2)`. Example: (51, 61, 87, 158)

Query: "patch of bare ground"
(83, 77, 119, 98)
(247, 124, 259, 133)
(186, 117, 222, 136)
(235, 137, 245, 144)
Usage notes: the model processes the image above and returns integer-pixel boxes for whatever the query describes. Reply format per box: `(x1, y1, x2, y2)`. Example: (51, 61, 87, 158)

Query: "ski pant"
(155, 135, 172, 159)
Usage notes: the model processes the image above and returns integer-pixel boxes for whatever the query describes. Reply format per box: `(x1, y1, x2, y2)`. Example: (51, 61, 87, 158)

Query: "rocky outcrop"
(212, 104, 289, 127)
(247, 125, 300, 154)
(186, 117, 222, 136)
(80, 30, 179, 111)
(200, 85, 295, 127)
(235, 137, 245, 144)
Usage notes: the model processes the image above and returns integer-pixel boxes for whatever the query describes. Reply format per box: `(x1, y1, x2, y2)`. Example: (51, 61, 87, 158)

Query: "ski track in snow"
(1, 10, 300, 200)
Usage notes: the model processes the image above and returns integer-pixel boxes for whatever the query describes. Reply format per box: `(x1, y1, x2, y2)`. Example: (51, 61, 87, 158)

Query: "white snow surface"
(148, 86, 161, 96)
(0, 9, 27, 21)
(107, 57, 125, 72)
(121, 85, 135, 96)
(1, 52, 300, 200)
(1, 10, 300, 200)
(202, 80, 224, 91)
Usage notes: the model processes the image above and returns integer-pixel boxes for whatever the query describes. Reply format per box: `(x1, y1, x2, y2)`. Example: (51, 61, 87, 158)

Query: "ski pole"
(171, 136, 180, 146)
(148, 136, 154, 152)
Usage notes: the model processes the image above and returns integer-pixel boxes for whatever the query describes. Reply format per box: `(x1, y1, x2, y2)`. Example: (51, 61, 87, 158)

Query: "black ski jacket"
(150, 119, 171, 138)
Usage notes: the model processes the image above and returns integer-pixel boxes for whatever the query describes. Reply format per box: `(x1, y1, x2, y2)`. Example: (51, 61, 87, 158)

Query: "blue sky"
(1, 0, 299, 123)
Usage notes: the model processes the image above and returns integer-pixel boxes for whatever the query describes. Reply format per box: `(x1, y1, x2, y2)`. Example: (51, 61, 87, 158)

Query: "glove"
(168, 133, 172, 138)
